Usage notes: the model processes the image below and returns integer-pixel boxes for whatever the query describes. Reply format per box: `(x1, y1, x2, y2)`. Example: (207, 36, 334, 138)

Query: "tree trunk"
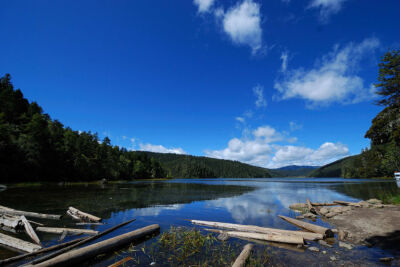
(278, 215, 333, 237)
(26, 224, 160, 267)
(232, 244, 253, 267)
(190, 220, 322, 241)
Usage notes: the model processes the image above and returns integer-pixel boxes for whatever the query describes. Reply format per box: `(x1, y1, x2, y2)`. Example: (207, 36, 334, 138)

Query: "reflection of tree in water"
(329, 181, 400, 200)
(0, 183, 254, 220)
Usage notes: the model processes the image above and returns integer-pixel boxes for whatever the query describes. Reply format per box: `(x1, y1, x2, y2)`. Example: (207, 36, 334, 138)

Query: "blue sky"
(1, 0, 399, 168)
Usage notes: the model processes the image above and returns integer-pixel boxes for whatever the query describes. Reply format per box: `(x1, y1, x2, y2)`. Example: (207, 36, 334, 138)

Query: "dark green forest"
(311, 50, 400, 178)
(135, 152, 272, 178)
(0, 74, 166, 182)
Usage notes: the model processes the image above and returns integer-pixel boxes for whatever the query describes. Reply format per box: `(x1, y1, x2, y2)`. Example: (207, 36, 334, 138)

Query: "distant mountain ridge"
(275, 165, 320, 171)
(270, 165, 320, 177)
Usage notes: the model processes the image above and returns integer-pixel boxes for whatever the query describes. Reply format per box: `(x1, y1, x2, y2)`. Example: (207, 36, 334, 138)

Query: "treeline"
(136, 152, 272, 178)
(311, 50, 400, 178)
(0, 74, 166, 182)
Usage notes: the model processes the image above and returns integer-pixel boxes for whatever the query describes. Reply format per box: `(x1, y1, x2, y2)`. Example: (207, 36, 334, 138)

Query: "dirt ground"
(327, 205, 400, 253)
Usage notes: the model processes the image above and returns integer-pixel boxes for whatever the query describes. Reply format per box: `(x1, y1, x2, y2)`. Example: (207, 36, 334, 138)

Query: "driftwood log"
(108, 256, 134, 267)
(0, 236, 88, 265)
(278, 215, 333, 237)
(205, 229, 304, 245)
(310, 202, 337, 206)
(190, 220, 322, 241)
(68, 207, 101, 222)
(232, 244, 253, 267)
(26, 218, 136, 265)
(36, 227, 98, 235)
(0, 233, 41, 253)
(21, 215, 41, 245)
(333, 200, 354, 206)
(0, 205, 61, 220)
(0, 214, 22, 229)
(27, 224, 160, 267)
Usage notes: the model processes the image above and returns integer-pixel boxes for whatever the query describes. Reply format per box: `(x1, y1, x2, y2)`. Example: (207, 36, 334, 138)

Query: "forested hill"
(270, 165, 319, 177)
(0, 74, 166, 182)
(310, 50, 400, 178)
(135, 152, 272, 178)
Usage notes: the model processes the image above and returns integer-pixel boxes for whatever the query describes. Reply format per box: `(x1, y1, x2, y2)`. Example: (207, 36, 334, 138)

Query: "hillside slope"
(309, 156, 359, 178)
(136, 152, 272, 178)
(270, 165, 319, 177)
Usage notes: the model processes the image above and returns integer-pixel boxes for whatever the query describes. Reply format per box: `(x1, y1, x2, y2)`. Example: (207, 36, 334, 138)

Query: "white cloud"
(235, 116, 245, 123)
(280, 51, 289, 72)
(193, 0, 215, 13)
(139, 143, 186, 154)
(205, 125, 349, 168)
(221, 0, 263, 53)
(274, 38, 380, 107)
(289, 121, 302, 131)
(308, 0, 347, 21)
(253, 85, 267, 108)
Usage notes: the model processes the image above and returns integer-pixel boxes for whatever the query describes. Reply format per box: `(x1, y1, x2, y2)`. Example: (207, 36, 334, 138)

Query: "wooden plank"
(68, 207, 101, 222)
(232, 244, 253, 267)
(190, 219, 322, 241)
(26, 224, 160, 267)
(0, 233, 41, 253)
(278, 215, 333, 237)
(36, 227, 98, 235)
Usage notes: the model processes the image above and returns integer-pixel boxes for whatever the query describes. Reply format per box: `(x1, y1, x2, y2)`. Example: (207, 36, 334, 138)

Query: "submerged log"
(232, 244, 253, 267)
(27, 224, 160, 267)
(27, 218, 136, 265)
(36, 227, 98, 235)
(238, 236, 305, 253)
(278, 215, 333, 237)
(0, 233, 41, 253)
(205, 229, 304, 245)
(68, 207, 101, 222)
(21, 215, 41, 245)
(108, 256, 134, 267)
(0, 205, 62, 220)
(190, 219, 322, 241)
(0, 236, 88, 265)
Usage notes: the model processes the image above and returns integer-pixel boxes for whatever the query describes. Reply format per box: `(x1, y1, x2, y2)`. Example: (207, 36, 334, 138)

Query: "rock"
(303, 212, 317, 219)
(325, 212, 337, 218)
(367, 198, 382, 205)
(358, 201, 371, 208)
(330, 256, 337, 261)
(319, 207, 329, 215)
(331, 229, 338, 233)
(349, 203, 361, 207)
(318, 240, 333, 248)
(308, 246, 320, 252)
(289, 203, 308, 212)
(322, 250, 326, 254)
(338, 230, 348, 241)
(339, 241, 354, 250)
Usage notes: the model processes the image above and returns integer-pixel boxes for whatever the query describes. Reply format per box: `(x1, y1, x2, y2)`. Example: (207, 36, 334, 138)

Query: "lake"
(0, 178, 399, 266)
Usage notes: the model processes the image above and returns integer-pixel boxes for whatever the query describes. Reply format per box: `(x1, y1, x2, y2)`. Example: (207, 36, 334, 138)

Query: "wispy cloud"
(308, 0, 348, 22)
(289, 121, 302, 131)
(193, 0, 215, 13)
(139, 143, 186, 155)
(253, 85, 267, 108)
(274, 37, 380, 107)
(280, 51, 289, 72)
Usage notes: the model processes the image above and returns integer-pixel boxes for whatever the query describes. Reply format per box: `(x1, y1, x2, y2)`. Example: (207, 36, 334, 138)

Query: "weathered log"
(306, 199, 317, 214)
(21, 215, 41, 245)
(108, 256, 134, 267)
(238, 236, 305, 252)
(310, 202, 337, 206)
(333, 200, 353, 206)
(36, 227, 98, 235)
(278, 215, 333, 237)
(76, 222, 103, 226)
(59, 231, 68, 242)
(27, 218, 136, 265)
(0, 233, 41, 253)
(66, 210, 81, 221)
(28, 220, 44, 226)
(232, 244, 253, 267)
(27, 224, 160, 267)
(0, 236, 88, 265)
(0, 205, 61, 220)
(205, 229, 304, 245)
(68, 207, 101, 222)
(190, 219, 322, 241)
(0, 214, 22, 229)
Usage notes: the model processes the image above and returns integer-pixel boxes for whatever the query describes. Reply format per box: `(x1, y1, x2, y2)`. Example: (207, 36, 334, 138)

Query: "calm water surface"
(0, 178, 399, 266)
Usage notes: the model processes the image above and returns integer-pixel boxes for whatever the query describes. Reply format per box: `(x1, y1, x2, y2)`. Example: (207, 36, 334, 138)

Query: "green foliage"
(135, 152, 272, 178)
(0, 74, 166, 182)
(375, 49, 400, 107)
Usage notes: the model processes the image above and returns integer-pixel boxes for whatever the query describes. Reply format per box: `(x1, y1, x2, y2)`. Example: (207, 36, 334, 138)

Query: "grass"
(377, 192, 400, 204)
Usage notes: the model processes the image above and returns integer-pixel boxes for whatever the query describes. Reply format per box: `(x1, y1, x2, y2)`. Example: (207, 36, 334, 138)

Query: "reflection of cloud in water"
(134, 204, 184, 217)
(208, 182, 357, 226)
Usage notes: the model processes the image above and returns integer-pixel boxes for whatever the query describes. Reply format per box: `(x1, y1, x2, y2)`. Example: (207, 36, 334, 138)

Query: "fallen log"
(0, 205, 62, 220)
(27, 218, 136, 265)
(28, 220, 44, 226)
(278, 215, 333, 237)
(333, 200, 353, 206)
(0, 233, 41, 253)
(68, 207, 101, 222)
(306, 199, 317, 214)
(238, 237, 305, 252)
(21, 215, 41, 245)
(232, 244, 253, 267)
(66, 210, 81, 221)
(76, 222, 103, 226)
(205, 229, 304, 245)
(0, 214, 22, 229)
(190, 219, 322, 241)
(36, 227, 98, 235)
(108, 256, 134, 267)
(310, 202, 337, 207)
(27, 224, 160, 267)
(0, 236, 88, 265)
